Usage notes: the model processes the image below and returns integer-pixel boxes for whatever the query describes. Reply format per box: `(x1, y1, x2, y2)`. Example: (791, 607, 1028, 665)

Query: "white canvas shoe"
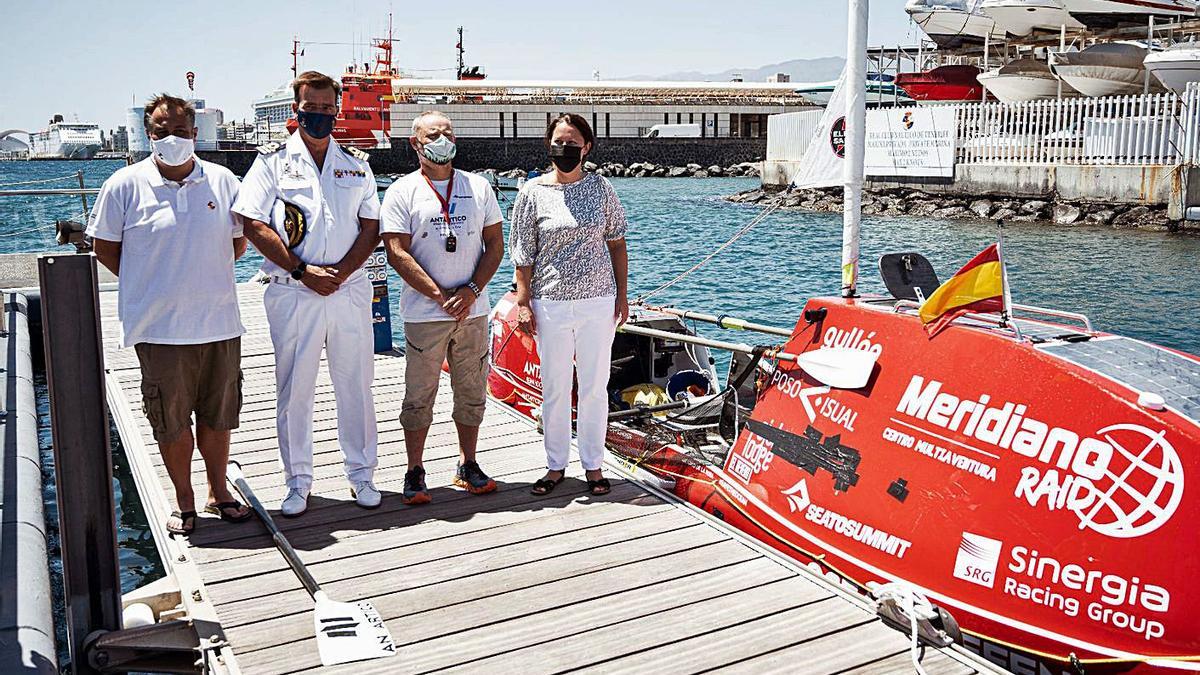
(280, 487, 309, 517)
(351, 480, 382, 509)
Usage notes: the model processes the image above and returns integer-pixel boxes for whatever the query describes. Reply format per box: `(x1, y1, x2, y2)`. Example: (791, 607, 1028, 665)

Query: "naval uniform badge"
(282, 201, 307, 248)
(257, 141, 283, 155)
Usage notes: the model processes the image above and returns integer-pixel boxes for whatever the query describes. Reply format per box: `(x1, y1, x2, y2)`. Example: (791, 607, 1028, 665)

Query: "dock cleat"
(402, 466, 431, 505)
(453, 460, 497, 495)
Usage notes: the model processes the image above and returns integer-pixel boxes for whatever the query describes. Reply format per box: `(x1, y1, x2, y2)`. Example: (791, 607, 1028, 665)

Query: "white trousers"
(263, 273, 377, 490)
(533, 296, 616, 472)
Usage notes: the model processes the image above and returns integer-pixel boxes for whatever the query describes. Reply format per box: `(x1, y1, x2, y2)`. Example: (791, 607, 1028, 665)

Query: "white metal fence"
(766, 109, 826, 162)
(953, 83, 1200, 166)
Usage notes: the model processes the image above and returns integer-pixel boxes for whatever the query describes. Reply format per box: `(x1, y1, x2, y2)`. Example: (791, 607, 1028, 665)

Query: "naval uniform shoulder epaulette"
(257, 141, 283, 155)
(342, 145, 370, 162)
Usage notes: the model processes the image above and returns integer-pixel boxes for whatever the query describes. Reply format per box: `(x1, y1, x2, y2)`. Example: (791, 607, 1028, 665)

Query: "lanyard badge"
(422, 171, 457, 253)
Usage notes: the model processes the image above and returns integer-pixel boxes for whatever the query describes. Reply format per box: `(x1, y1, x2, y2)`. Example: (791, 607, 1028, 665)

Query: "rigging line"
(0, 223, 53, 238)
(635, 199, 782, 303)
(0, 173, 83, 188)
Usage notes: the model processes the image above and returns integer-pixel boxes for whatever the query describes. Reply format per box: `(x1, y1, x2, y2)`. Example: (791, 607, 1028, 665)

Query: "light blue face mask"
(420, 135, 457, 164)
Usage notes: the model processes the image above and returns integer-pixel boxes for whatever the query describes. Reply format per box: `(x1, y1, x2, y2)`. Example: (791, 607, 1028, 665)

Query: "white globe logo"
(1074, 423, 1184, 538)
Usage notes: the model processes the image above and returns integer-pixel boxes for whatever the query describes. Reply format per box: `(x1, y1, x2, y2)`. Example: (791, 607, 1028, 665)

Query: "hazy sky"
(0, 1, 918, 134)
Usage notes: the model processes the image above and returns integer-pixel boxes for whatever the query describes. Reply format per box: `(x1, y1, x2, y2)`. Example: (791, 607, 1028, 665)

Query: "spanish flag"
(919, 244, 1005, 336)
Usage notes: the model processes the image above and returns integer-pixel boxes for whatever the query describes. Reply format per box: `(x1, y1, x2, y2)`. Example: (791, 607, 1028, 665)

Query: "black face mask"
(549, 144, 583, 172)
(297, 110, 336, 139)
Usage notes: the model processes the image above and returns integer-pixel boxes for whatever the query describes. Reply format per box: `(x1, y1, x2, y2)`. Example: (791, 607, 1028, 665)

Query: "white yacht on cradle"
(1144, 41, 1200, 94)
(905, 0, 1007, 49)
(29, 115, 102, 159)
(1063, 0, 1198, 29)
(1049, 42, 1164, 96)
(979, 56, 1080, 101)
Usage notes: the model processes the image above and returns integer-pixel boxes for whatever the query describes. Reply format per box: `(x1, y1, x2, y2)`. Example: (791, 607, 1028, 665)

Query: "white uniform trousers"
(263, 273, 377, 491)
(532, 295, 616, 472)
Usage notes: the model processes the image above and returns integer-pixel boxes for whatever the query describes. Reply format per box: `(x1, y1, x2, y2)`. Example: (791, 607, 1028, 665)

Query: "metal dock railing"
(86, 280, 1001, 674)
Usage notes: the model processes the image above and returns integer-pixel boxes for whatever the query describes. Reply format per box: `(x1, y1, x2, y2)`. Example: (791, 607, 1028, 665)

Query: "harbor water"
(3, 159, 1199, 663)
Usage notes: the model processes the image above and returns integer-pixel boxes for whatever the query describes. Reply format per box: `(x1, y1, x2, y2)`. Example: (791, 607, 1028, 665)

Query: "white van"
(643, 124, 702, 138)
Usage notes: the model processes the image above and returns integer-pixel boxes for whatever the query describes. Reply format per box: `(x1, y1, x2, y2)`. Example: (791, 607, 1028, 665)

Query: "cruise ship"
(29, 115, 102, 159)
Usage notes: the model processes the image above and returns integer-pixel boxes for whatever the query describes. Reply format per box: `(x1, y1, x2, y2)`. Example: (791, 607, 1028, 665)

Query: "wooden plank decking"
(98, 283, 997, 675)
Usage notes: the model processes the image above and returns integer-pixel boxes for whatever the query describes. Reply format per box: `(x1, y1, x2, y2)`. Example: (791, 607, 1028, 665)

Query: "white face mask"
(151, 135, 195, 167)
(420, 134, 456, 165)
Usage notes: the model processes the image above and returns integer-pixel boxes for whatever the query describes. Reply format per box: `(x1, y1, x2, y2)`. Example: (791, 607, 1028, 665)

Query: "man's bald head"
(410, 111, 453, 141)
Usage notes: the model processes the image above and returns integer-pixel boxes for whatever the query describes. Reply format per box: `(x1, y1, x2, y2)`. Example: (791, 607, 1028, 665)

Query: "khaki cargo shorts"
(134, 337, 242, 443)
(400, 316, 488, 430)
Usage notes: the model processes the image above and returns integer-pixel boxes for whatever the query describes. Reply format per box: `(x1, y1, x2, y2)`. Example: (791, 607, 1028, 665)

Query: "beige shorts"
(400, 316, 488, 430)
(134, 337, 242, 442)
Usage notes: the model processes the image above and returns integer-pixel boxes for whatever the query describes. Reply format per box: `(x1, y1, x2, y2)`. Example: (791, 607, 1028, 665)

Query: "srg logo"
(953, 532, 1002, 589)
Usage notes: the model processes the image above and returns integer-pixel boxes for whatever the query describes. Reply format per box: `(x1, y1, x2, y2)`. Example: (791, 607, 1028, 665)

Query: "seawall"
(199, 137, 766, 176)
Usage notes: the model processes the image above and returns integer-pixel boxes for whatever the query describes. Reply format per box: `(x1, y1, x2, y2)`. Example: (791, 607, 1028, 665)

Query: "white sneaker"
(280, 488, 309, 517)
(351, 480, 382, 509)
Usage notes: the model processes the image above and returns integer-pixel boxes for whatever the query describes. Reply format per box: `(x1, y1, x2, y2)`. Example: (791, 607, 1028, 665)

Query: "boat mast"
(842, 0, 869, 298)
(456, 26, 465, 80)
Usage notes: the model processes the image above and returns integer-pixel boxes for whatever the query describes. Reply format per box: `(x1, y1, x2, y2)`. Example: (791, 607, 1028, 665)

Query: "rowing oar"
(226, 461, 396, 666)
(638, 304, 793, 337)
(616, 324, 879, 389)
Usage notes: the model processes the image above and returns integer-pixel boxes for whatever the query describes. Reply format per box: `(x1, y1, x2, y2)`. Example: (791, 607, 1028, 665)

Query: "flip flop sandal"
(530, 475, 566, 496)
(205, 500, 252, 523)
(587, 478, 612, 496)
(167, 510, 197, 536)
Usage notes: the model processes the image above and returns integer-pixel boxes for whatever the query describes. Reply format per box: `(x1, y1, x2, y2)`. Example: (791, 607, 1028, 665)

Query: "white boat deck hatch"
(1039, 337, 1200, 422)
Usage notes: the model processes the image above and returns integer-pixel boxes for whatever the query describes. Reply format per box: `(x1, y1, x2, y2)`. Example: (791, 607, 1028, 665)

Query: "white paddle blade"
(314, 597, 396, 666)
(795, 347, 878, 389)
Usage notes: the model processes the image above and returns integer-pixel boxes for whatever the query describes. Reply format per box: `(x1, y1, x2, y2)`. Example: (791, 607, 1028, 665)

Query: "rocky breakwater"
(487, 161, 762, 180)
(727, 186, 1198, 233)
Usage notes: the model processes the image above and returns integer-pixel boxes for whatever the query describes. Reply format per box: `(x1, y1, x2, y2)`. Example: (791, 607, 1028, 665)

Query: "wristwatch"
(290, 261, 306, 281)
(466, 281, 482, 298)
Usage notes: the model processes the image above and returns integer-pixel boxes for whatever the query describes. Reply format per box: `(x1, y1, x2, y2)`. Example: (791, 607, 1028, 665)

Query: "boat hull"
(979, 71, 1073, 102)
(29, 142, 100, 160)
(1052, 65, 1151, 96)
(721, 298, 1199, 672)
(1064, 0, 1198, 29)
(1145, 49, 1200, 94)
(907, 8, 1006, 49)
(896, 66, 988, 101)
(983, 0, 1084, 36)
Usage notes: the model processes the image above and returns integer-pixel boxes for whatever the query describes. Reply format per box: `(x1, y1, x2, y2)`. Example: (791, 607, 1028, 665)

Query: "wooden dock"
(98, 283, 999, 674)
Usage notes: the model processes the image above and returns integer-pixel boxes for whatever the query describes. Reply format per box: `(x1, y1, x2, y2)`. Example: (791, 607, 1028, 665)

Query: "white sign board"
(864, 107, 956, 178)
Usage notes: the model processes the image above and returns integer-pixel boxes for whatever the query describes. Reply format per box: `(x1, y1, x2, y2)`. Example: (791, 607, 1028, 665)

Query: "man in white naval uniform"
(233, 71, 382, 516)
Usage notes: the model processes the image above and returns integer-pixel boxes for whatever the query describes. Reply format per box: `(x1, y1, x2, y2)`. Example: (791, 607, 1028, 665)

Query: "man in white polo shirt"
(381, 111, 504, 505)
(88, 94, 249, 536)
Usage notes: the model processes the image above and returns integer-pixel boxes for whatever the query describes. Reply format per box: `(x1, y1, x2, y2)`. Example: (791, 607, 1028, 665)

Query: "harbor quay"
(197, 137, 768, 176)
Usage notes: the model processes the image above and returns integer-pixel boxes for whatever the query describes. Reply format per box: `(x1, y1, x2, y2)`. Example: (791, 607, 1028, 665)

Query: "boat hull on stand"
(981, 0, 1084, 36)
(906, 0, 1007, 49)
(1051, 43, 1163, 97)
(1145, 47, 1200, 94)
(979, 58, 1079, 102)
(1065, 0, 1199, 30)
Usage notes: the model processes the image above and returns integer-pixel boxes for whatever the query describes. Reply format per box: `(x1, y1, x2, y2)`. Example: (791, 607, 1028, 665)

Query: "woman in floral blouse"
(509, 113, 629, 497)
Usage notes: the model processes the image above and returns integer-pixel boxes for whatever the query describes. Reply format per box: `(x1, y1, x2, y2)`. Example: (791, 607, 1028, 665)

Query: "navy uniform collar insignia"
(340, 145, 370, 162)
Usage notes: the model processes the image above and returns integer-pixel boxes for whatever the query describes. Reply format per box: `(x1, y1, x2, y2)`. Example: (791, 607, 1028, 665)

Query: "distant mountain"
(625, 57, 846, 84)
